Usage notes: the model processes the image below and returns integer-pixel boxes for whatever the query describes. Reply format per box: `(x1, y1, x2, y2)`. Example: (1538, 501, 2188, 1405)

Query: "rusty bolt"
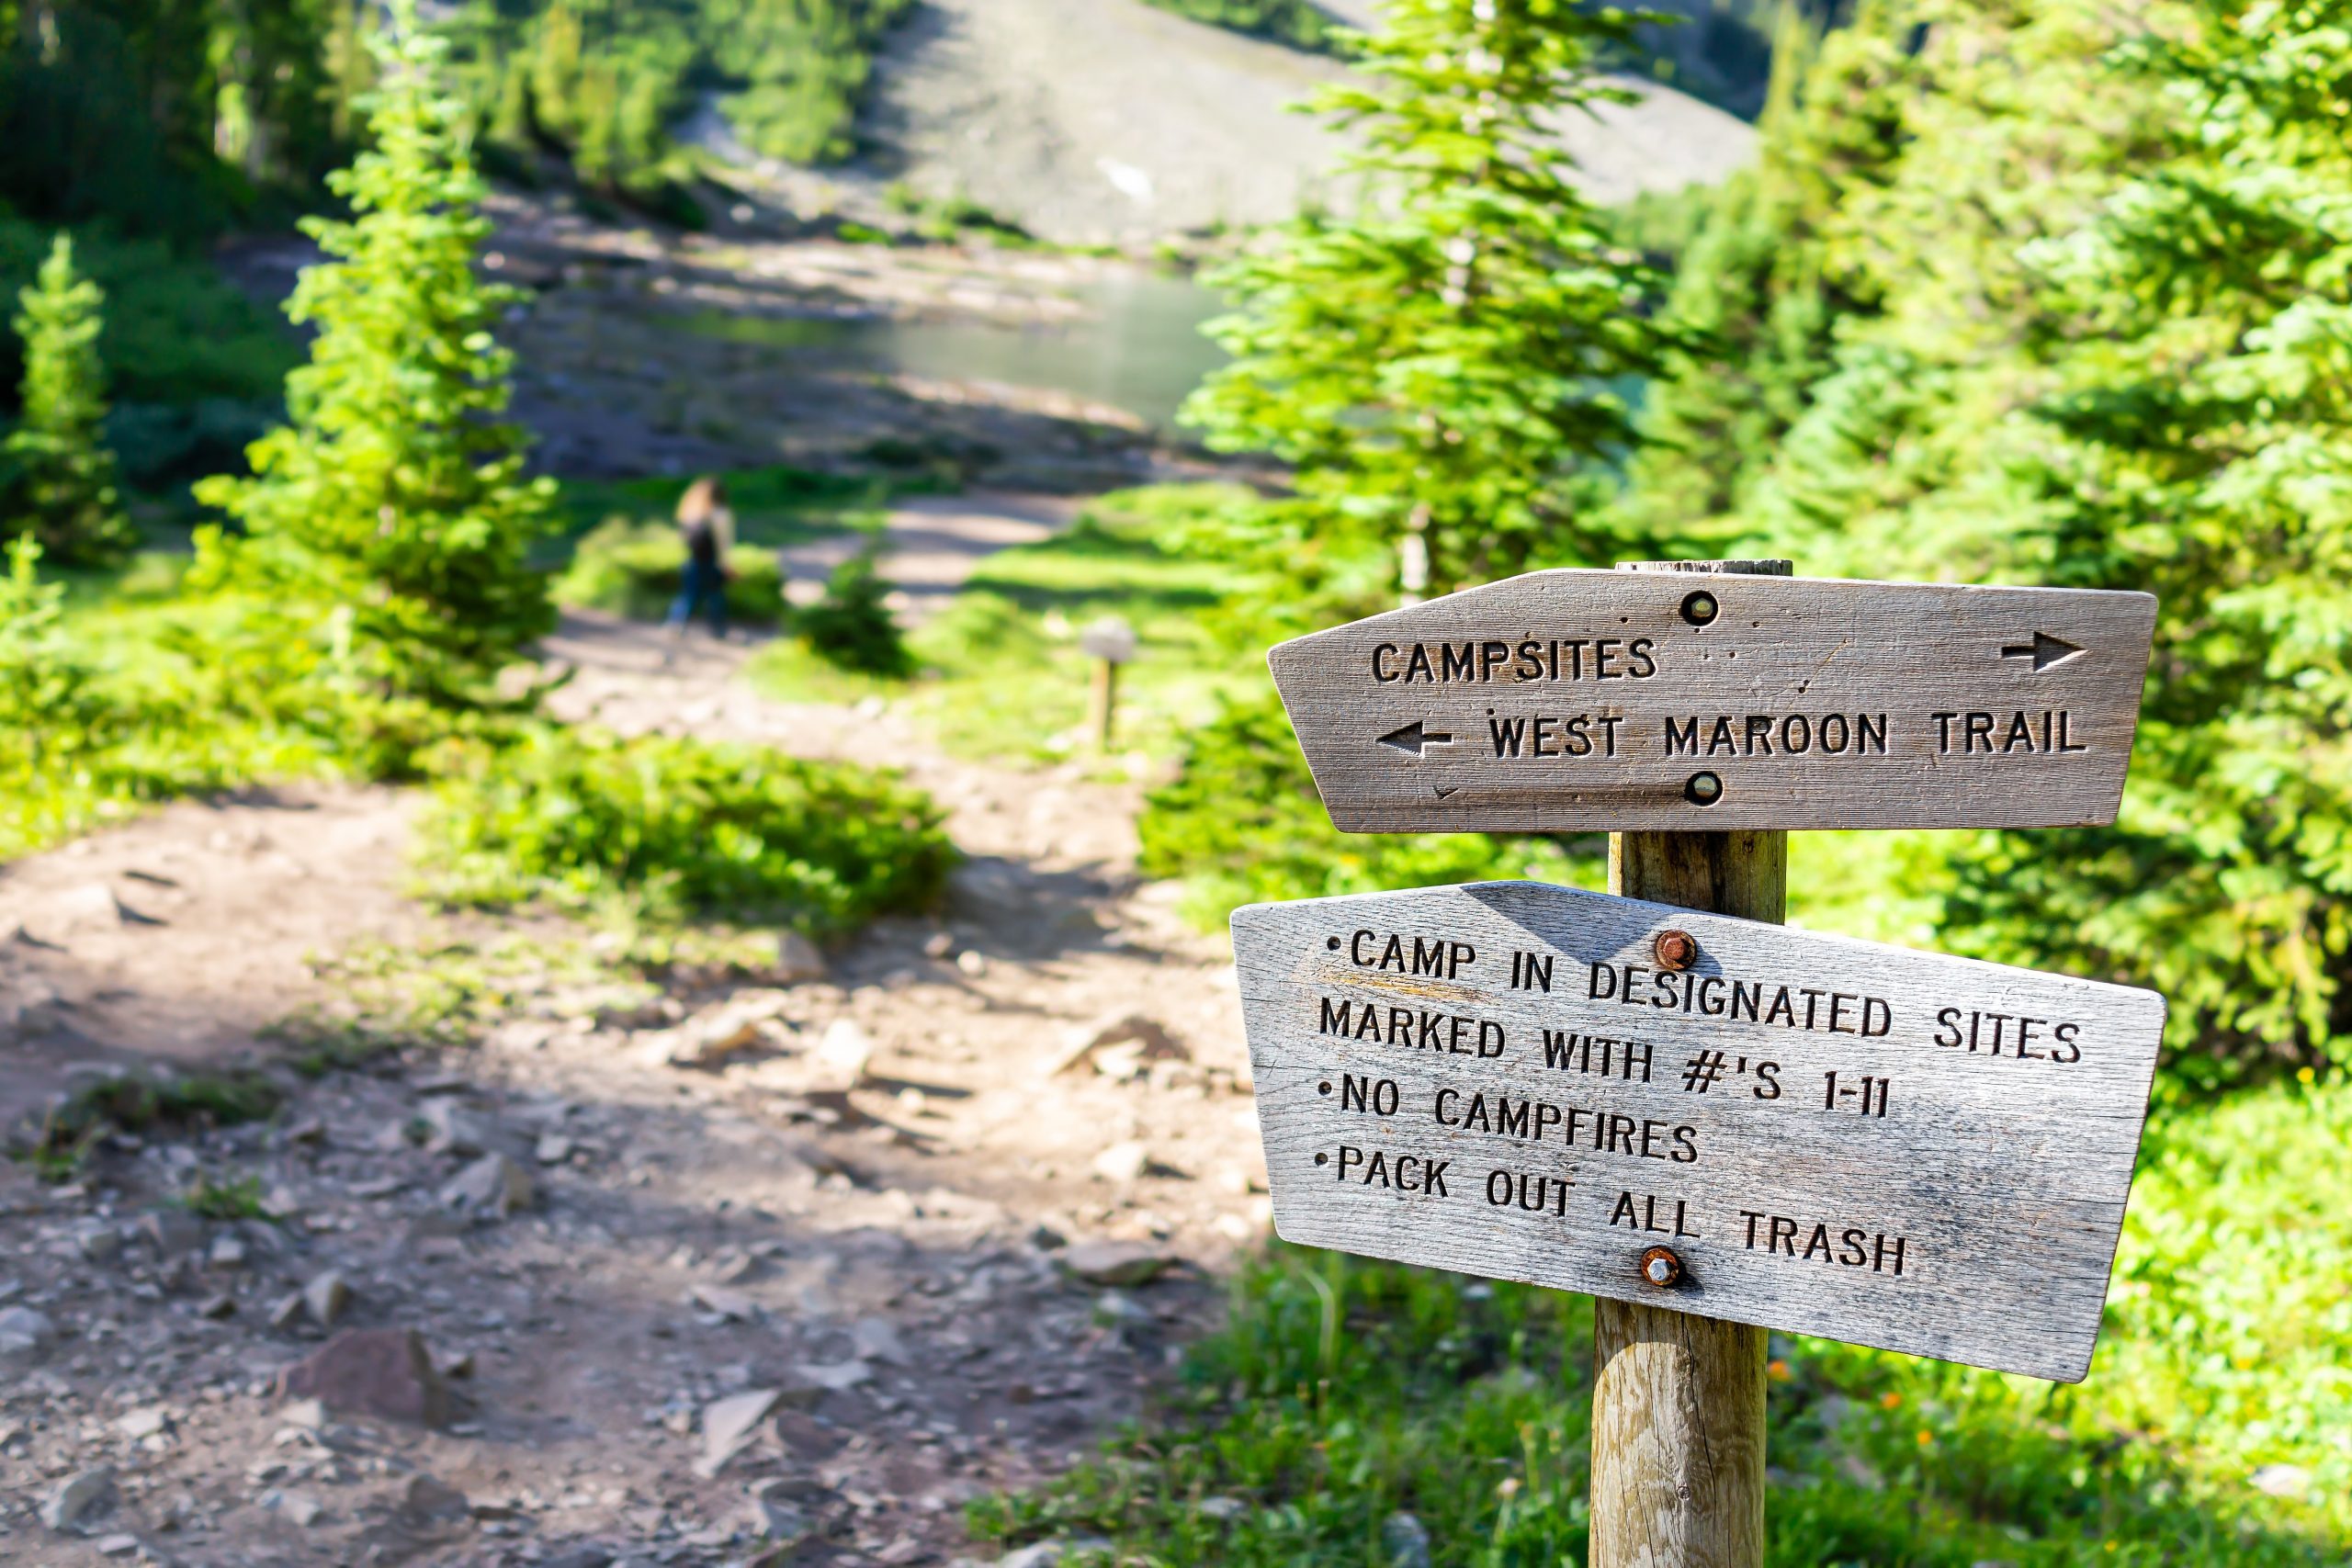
(1640, 1246, 1684, 1289)
(1653, 929, 1698, 972)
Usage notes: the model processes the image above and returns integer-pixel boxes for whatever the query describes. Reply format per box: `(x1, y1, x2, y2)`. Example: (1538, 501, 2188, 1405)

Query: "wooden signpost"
(1235, 558, 2166, 1568)
(1266, 567, 2158, 831)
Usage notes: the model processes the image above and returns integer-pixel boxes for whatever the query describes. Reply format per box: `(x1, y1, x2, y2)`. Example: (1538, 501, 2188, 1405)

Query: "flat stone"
(304, 1272, 353, 1328)
(136, 1210, 207, 1258)
(277, 1491, 326, 1528)
(402, 1472, 471, 1522)
(695, 1388, 783, 1478)
(655, 989, 794, 1067)
(268, 1292, 306, 1332)
(535, 1134, 574, 1165)
(116, 1406, 170, 1439)
(40, 1465, 114, 1531)
(439, 1154, 534, 1217)
(275, 1328, 452, 1428)
(209, 1235, 248, 1269)
(689, 1282, 758, 1322)
(197, 1293, 237, 1320)
(1057, 1241, 1175, 1289)
(420, 1100, 495, 1158)
(95, 1536, 140, 1558)
(788, 1359, 872, 1395)
(770, 931, 829, 985)
(1090, 1141, 1150, 1184)
(0, 1303, 58, 1354)
(850, 1318, 907, 1365)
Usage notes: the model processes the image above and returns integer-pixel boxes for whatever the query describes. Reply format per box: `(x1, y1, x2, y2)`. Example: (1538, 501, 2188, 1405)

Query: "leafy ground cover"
(975, 1076, 2352, 1565)
(413, 722, 956, 931)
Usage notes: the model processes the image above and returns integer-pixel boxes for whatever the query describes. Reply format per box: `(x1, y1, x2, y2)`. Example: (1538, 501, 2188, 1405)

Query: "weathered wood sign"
(1233, 880, 2166, 1382)
(1267, 570, 2159, 832)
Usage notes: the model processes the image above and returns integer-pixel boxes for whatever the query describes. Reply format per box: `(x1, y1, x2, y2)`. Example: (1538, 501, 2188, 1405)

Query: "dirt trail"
(0, 606, 1265, 1565)
(780, 493, 1079, 624)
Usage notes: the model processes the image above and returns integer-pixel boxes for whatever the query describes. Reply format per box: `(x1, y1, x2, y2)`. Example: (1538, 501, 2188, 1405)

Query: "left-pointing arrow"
(1378, 720, 1453, 756)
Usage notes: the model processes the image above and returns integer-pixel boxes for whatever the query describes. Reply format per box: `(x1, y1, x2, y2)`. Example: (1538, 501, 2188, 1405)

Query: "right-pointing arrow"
(2002, 630, 2084, 672)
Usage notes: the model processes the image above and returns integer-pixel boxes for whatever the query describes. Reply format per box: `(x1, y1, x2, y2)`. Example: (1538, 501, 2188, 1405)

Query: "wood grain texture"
(1264, 570, 2158, 832)
(1591, 557, 1777, 1568)
(1592, 1304, 1767, 1568)
(1228, 881, 2166, 1383)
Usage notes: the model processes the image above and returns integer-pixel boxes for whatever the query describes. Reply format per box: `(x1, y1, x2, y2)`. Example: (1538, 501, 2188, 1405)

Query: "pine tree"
(1182, 0, 1679, 604)
(5, 234, 132, 566)
(1618, 1, 1911, 536)
(1928, 0, 2352, 1087)
(195, 0, 556, 707)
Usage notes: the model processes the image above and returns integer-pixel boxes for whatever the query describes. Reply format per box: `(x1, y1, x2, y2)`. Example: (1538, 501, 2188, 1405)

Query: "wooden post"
(1089, 657, 1119, 752)
(1589, 558, 1787, 1568)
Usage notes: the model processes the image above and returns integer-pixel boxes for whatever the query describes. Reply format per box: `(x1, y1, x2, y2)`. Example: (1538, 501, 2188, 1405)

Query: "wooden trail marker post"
(1235, 558, 2166, 1568)
(1080, 615, 1137, 752)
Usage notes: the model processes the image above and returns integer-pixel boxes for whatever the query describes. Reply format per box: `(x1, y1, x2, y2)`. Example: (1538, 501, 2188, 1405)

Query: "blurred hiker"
(667, 476, 734, 649)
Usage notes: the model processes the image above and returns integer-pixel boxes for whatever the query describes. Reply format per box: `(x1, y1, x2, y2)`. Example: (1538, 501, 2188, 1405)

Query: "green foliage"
(0, 218, 296, 414)
(1139, 687, 1589, 919)
(1669, 0, 2352, 1090)
(709, 0, 913, 165)
(552, 516, 786, 625)
(413, 723, 956, 931)
(1619, 1, 1910, 538)
(1138, 0, 1340, 51)
(979, 1082, 2352, 1563)
(4, 236, 131, 565)
(13, 1067, 284, 1180)
(795, 547, 915, 677)
(1185, 0, 1680, 605)
(196, 0, 560, 709)
(180, 1173, 266, 1221)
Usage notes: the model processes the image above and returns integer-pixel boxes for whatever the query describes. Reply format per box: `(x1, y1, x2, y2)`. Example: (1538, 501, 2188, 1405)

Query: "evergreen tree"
(1619, 0, 1911, 536)
(195, 0, 556, 707)
(5, 234, 132, 566)
(1929, 0, 2352, 1086)
(1182, 0, 1680, 604)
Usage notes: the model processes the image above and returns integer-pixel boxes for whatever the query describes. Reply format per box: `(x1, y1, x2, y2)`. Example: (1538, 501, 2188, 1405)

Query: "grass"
(974, 1078, 2352, 1565)
(11, 1067, 284, 1181)
(747, 484, 1259, 767)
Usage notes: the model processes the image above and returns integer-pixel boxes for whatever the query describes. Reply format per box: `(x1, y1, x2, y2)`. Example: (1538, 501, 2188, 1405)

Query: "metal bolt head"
(1641, 1246, 1683, 1288)
(1653, 930, 1698, 973)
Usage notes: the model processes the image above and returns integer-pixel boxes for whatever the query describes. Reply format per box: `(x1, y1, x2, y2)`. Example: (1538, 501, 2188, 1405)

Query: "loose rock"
(0, 1303, 58, 1354)
(770, 930, 829, 984)
(1090, 1140, 1150, 1184)
(40, 1465, 115, 1531)
(1058, 1240, 1175, 1288)
(402, 1472, 472, 1523)
(1381, 1511, 1432, 1568)
(276, 1327, 452, 1428)
(303, 1271, 353, 1328)
(440, 1153, 535, 1217)
(1048, 1012, 1188, 1077)
(697, 1388, 783, 1478)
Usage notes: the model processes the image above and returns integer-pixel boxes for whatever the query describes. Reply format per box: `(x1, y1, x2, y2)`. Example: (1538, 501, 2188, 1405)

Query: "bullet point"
(1326, 936, 1340, 951)
(1314, 1152, 1329, 1166)
(1318, 1081, 1331, 1095)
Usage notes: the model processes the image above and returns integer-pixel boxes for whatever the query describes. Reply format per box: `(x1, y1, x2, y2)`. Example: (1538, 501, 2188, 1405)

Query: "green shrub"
(413, 723, 956, 931)
(4, 235, 132, 565)
(1139, 687, 1587, 919)
(796, 547, 914, 677)
(551, 515, 786, 625)
(977, 1079, 2352, 1563)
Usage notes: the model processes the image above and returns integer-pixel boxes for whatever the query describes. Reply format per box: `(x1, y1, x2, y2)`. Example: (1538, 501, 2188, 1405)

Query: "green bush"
(413, 723, 956, 931)
(551, 515, 786, 625)
(796, 547, 914, 677)
(1139, 687, 1587, 918)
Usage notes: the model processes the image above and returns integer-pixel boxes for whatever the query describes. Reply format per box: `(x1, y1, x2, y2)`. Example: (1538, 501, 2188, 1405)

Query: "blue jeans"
(668, 556, 727, 637)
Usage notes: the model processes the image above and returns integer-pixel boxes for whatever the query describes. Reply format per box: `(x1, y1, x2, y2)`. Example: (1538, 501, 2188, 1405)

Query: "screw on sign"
(1230, 558, 2166, 1568)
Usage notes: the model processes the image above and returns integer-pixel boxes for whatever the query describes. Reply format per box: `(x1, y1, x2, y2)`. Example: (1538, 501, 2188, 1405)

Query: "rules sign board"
(1233, 881, 2167, 1382)
(1267, 570, 2158, 832)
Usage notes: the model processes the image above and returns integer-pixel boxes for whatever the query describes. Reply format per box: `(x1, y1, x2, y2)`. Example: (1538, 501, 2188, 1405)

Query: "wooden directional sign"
(1267, 570, 2158, 831)
(1233, 881, 2167, 1382)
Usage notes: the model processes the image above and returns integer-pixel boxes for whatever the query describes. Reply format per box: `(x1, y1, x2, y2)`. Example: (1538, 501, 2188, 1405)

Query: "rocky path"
(0, 616, 1265, 1566)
